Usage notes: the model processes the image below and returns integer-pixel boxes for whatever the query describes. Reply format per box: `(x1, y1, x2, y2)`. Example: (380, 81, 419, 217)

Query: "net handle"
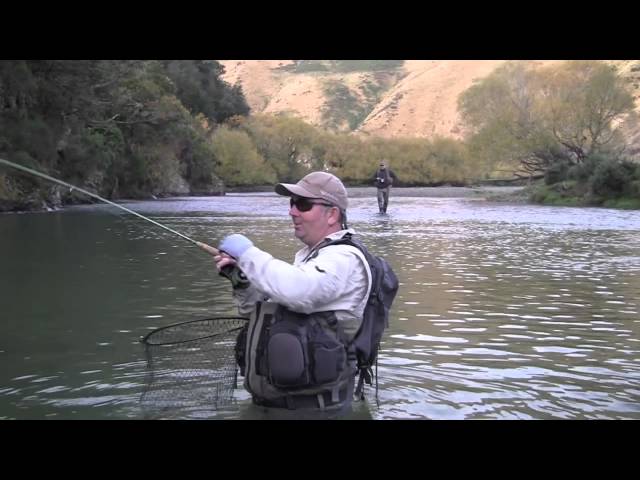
(140, 316, 249, 346)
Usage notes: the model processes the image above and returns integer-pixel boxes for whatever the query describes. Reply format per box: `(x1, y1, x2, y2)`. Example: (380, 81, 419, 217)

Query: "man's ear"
(327, 206, 340, 227)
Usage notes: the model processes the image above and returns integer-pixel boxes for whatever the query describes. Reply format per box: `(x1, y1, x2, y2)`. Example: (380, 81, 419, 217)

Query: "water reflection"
(1, 189, 640, 419)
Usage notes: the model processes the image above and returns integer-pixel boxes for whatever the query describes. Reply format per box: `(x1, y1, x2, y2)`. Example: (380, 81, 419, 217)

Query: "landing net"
(140, 317, 248, 412)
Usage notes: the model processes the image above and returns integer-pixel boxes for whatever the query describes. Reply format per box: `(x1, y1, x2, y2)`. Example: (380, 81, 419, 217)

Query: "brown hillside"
(220, 60, 640, 143)
(356, 60, 511, 139)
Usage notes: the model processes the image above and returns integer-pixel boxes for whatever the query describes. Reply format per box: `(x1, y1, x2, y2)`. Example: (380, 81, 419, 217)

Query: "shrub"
(589, 158, 638, 197)
(568, 156, 599, 182)
(545, 161, 569, 185)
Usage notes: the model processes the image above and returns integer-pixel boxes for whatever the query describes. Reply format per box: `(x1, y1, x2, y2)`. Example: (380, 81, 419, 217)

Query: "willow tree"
(540, 61, 635, 162)
(241, 114, 325, 182)
(210, 126, 276, 186)
(459, 60, 635, 179)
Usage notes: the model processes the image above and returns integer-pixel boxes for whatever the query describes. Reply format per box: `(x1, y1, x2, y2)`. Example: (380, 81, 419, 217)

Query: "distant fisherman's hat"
(275, 171, 348, 210)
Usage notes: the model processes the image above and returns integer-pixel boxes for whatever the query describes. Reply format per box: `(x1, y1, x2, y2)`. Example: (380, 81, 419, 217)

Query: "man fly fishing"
(213, 171, 373, 416)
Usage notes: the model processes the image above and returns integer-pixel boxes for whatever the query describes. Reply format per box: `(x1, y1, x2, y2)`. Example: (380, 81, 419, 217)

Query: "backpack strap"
(301, 232, 354, 263)
(304, 233, 381, 402)
(354, 346, 381, 403)
(355, 366, 373, 400)
(317, 234, 380, 401)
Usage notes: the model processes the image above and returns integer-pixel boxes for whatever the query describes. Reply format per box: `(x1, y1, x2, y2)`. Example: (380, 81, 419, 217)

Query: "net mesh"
(140, 317, 248, 414)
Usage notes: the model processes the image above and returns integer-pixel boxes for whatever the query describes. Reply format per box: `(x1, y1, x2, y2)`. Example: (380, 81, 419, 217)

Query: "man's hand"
(214, 252, 250, 289)
(218, 234, 253, 259)
(214, 251, 236, 273)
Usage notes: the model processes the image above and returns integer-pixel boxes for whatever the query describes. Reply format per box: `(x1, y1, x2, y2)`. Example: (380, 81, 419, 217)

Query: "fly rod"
(0, 157, 219, 257)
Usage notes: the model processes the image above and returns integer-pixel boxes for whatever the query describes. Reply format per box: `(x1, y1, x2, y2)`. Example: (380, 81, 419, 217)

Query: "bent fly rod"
(0, 157, 220, 257)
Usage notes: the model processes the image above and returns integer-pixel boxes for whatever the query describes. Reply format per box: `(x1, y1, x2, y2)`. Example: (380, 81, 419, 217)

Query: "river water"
(1, 187, 639, 420)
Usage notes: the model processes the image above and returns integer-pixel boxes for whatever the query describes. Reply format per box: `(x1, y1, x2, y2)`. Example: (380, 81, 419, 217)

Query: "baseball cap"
(275, 171, 348, 210)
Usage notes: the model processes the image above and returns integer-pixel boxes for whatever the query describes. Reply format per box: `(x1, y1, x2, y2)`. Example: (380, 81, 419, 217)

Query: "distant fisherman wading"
(373, 161, 398, 214)
(213, 172, 373, 416)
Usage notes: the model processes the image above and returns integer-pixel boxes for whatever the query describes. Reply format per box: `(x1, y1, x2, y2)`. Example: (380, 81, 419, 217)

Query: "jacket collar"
(301, 228, 356, 261)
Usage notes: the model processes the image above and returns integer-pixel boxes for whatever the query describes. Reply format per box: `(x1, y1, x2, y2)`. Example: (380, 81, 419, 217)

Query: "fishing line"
(0, 157, 219, 256)
(0, 156, 249, 290)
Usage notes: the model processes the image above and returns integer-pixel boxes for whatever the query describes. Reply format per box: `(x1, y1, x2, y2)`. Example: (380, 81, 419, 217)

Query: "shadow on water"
(1, 188, 640, 419)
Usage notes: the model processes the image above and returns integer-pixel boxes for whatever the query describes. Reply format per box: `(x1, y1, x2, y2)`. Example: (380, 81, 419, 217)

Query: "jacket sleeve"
(231, 283, 264, 317)
(236, 245, 363, 314)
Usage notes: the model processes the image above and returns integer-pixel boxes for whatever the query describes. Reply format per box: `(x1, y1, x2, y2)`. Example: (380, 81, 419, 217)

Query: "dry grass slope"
(220, 60, 640, 145)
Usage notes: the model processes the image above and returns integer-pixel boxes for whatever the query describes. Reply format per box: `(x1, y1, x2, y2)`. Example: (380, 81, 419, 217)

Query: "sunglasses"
(289, 197, 334, 212)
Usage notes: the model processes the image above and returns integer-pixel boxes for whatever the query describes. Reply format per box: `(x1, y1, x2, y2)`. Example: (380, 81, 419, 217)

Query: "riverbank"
(8, 183, 639, 213)
(347, 185, 527, 200)
(227, 184, 529, 199)
(0, 185, 531, 214)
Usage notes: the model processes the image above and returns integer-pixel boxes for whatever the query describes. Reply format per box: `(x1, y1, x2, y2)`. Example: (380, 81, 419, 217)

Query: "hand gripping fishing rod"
(0, 157, 248, 287)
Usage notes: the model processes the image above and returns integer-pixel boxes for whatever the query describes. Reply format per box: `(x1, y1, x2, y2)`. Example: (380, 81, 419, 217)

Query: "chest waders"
(375, 169, 392, 213)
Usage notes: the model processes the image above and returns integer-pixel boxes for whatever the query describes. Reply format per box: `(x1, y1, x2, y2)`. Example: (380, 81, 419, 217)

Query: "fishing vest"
(242, 302, 356, 410)
(375, 168, 391, 189)
(239, 241, 367, 410)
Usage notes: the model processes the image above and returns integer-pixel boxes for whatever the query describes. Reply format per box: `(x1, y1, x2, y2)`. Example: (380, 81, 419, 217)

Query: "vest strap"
(331, 386, 340, 403)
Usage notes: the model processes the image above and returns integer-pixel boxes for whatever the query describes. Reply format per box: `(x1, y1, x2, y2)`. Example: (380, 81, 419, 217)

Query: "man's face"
(289, 196, 335, 247)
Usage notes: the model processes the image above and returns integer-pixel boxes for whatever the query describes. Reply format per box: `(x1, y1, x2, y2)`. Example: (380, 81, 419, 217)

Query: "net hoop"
(140, 316, 249, 346)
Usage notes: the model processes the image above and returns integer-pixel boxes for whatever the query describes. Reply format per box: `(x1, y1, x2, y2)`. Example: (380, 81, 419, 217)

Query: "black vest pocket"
(261, 308, 348, 390)
(266, 327, 310, 388)
(311, 344, 346, 384)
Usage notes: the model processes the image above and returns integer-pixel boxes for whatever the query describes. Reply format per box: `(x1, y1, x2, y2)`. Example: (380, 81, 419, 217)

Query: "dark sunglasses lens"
(290, 197, 314, 212)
